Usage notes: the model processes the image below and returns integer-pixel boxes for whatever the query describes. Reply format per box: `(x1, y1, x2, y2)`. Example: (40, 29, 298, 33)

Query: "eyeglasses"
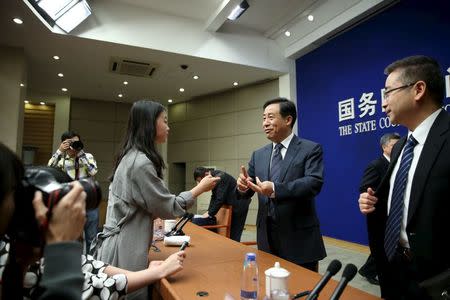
(383, 82, 415, 99)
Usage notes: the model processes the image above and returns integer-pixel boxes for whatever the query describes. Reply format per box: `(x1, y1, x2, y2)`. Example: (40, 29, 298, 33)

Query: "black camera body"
(70, 140, 84, 151)
(10, 166, 101, 247)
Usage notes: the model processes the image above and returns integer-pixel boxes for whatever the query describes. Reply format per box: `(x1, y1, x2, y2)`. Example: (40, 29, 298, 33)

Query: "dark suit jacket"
(359, 155, 389, 193)
(208, 170, 248, 216)
(240, 135, 326, 265)
(367, 110, 450, 296)
(207, 170, 251, 241)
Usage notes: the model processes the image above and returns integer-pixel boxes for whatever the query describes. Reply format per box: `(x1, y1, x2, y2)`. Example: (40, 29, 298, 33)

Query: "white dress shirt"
(270, 132, 294, 197)
(387, 109, 441, 248)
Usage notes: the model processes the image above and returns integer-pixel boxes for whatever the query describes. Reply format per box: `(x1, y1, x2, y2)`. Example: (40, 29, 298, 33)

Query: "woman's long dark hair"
(110, 100, 166, 181)
(0, 143, 26, 300)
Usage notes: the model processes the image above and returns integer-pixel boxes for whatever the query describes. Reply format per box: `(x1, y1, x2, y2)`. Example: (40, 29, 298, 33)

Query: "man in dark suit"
(192, 167, 251, 242)
(237, 98, 326, 271)
(358, 132, 400, 285)
(359, 55, 450, 299)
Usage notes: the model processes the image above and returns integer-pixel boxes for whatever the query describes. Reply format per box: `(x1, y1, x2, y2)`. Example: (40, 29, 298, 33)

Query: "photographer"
(1, 143, 187, 300)
(48, 130, 98, 252)
(1, 142, 86, 299)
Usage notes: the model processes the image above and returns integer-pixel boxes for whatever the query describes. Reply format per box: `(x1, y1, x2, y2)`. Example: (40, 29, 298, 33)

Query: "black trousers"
(381, 247, 431, 300)
(359, 254, 378, 278)
(191, 216, 217, 226)
(267, 218, 318, 272)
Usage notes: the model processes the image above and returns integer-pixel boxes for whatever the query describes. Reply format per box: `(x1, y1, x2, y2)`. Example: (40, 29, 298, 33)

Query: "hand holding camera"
(59, 139, 71, 152)
(58, 139, 84, 153)
(11, 166, 101, 247)
(32, 182, 87, 244)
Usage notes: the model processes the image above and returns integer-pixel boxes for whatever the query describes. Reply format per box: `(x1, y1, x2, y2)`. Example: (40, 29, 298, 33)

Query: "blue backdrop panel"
(296, 0, 450, 244)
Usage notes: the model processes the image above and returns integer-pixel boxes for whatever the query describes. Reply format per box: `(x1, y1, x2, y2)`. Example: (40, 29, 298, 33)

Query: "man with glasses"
(359, 56, 450, 299)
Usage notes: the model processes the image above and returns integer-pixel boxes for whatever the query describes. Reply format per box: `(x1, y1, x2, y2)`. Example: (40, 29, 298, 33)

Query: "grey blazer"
(92, 149, 194, 299)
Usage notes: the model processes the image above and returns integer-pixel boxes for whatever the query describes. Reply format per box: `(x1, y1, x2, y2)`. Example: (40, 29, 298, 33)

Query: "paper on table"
(163, 235, 191, 246)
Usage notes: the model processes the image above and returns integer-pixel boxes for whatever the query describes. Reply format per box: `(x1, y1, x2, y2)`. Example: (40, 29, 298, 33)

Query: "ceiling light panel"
(55, 1, 91, 33)
(38, 0, 76, 20)
(227, 0, 249, 21)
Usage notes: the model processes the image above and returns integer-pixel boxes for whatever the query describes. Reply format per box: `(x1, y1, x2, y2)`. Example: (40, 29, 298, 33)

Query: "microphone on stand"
(173, 213, 194, 236)
(165, 212, 191, 237)
(329, 264, 358, 300)
(305, 259, 342, 300)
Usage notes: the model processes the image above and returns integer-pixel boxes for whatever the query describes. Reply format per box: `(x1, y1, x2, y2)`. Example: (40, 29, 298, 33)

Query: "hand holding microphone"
(305, 259, 342, 300)
(329, 264, 358, 300)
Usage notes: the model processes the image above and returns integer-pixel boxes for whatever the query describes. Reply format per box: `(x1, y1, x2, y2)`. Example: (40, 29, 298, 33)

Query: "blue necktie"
(384, 135, 418, 261)
(268, 143, 283, 218)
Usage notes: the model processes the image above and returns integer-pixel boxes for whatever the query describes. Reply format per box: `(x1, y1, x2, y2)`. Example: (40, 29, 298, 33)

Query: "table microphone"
(329, 263, 358, 300)
(305, 259, 342, 300)
(165, 212, 191, 237)
(173, 213, 194, 236)
(180, 241, 189, 250)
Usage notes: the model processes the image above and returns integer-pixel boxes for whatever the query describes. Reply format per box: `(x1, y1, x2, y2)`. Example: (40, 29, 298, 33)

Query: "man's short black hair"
(193, 167, 208, 181)
(60, 130, 80, 142)
(263, 97, 297, 128)
(384, 55, 445, 105)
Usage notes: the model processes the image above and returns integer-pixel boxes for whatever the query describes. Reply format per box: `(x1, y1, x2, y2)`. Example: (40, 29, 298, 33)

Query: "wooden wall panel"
(23, 104, 55, 166)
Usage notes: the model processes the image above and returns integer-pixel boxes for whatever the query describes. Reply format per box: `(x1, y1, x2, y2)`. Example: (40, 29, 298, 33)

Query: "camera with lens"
(70, 140, 84, 151)
(9, 166, 101, 247)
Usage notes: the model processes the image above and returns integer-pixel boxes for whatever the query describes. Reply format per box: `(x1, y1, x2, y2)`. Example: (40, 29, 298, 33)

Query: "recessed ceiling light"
(13, 18, 23, 24)
(118, 93, 123, 98)
(285, 31, 291, 37)
(193, 75, 199, 80)
(53, 55, 60, 60)
(40, 101, 45, 105)
(168, 99, 173, 103)
(61, 88, 68, 92)
(20, 83, 25, 87)
(179, 88, 185, 92)
(24, 100, 29, 104)
(58, 73, 64, 77)
(307, 14, 314, 21)
(123, 81, 128, 85)
(233, 82, 239, 86)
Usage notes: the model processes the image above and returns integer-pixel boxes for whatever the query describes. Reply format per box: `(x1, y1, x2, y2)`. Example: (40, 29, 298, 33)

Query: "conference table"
(149, 223, 380, 300)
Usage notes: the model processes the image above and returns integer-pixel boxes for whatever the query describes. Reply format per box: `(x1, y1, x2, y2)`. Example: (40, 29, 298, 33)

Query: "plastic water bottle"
(240, 252, 258, 300)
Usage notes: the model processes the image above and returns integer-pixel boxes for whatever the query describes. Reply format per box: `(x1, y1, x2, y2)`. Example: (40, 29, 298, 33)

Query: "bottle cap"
(264, 261, 290, 278)
(245, 252, 256, 261)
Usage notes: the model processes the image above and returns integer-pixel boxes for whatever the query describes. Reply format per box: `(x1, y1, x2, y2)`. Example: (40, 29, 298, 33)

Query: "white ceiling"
(0, 0, 395, 104)
(110, 0, 223, 21)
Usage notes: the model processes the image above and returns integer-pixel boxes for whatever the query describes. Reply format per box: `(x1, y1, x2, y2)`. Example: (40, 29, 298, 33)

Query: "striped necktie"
(268, 143, 283, 219)
(384, 135, 418, 261)
(269, 143, 283, 182)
